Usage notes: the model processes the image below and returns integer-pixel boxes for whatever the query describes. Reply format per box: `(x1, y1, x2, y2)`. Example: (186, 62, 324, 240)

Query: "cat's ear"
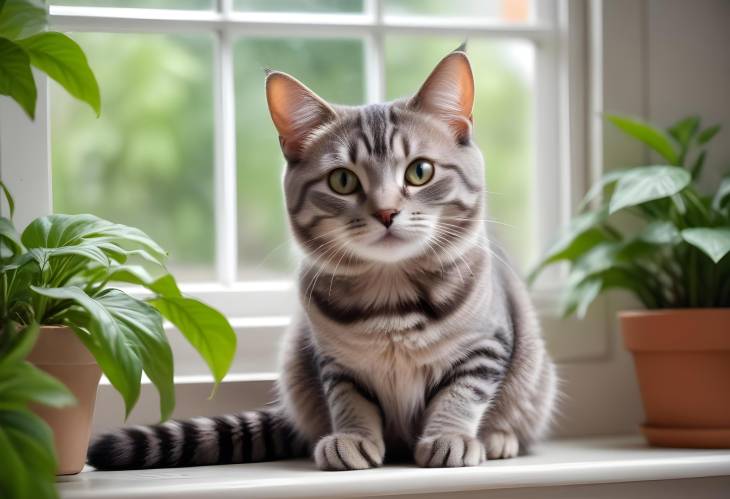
(266, 70, 336, 162)
(409, 49, 474, 143)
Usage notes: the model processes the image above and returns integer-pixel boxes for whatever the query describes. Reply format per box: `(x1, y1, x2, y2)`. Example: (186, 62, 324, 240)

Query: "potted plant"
(531, 114, 730, 448)
(0, 182, 237, 490)
(0, 1, 237, 495)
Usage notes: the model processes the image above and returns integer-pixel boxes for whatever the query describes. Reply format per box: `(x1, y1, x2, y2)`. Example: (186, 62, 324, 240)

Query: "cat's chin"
(353, 234, 428, 264)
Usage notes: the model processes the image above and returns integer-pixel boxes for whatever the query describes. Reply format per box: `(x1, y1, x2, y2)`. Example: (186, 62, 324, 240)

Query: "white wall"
(646, 0, 730, 189)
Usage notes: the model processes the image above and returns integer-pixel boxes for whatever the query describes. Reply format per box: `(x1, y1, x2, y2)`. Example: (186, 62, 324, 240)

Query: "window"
(2, 0, 593, 383)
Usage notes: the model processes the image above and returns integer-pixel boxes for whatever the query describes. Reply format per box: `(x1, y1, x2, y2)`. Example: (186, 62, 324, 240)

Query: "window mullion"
(364, 0, 385, 104)
(0, 72, 51, 229)
(214, 2, 239, 285)
(531, 3, 562, 282)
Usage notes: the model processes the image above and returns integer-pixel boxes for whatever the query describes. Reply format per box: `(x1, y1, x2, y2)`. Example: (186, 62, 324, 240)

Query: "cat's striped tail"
(87, 409, 307, 470)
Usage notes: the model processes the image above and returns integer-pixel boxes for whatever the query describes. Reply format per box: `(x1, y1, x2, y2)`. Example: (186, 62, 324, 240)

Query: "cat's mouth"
(375, 232, 404, 244)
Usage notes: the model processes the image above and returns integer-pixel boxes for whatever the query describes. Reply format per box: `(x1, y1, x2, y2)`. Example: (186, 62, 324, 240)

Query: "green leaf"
(640, 221, 681, 245)
(0, 37, 36, 119)
(609, 166, 692, 214)
(528, 208, 610, 284)
(563, 267, 656, 317)
(0, 420, 27, 498)
(149, 274, 182, 298)
(29, 285, 143, 418)
(0, 179, 15, 218)
(562, 276, 602, 319)
(0, 0, 47, 40)
(94, 289, 175, 420)
(681, 228, 730, 263)
(567, 236, 660, 291)
(150, 296, 236, 386)
(105, 265, 155, 286)
(690, 150, 706, 179)
(22, 214, 167, 265)
(606, 114, 679, 164)
(106, 267, 181, 298)
(0, 322, 38, 368)
(0, 409, 59, 499)
(668, 116, 700, 148)
(28, 244, 111, 268)
(0, 217, 23, 257)
(18, 32, 101, 116)
(697, 124, 721, 146)
(0, 361, 76, 409)
(712, 177, 730, 211)
(577, 169, 627, 212)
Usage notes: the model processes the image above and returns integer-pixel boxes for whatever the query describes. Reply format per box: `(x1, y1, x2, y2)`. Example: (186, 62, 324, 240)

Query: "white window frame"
(0, 0, 606, 394)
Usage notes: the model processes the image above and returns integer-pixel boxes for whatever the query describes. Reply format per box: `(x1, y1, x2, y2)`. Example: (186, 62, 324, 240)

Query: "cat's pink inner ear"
(410, 51, 475, 142)
(266, 71, 335, 162)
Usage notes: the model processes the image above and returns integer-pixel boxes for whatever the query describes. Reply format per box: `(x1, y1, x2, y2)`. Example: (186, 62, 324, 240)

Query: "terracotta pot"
(620, 309, 730, 448)
(27, 326, 102, 475)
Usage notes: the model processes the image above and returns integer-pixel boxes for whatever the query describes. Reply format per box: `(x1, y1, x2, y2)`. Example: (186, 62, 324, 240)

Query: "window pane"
(385, 37, 535, 268)
(51, 33, 215, 281)
(235, 0, 363, 13)
(51, 0, 212, 8)
(384, 0, 531, 22)
(234, 38, 365, 280)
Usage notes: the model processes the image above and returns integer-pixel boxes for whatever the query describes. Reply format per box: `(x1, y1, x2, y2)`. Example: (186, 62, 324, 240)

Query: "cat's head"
(266, 48, 484, 265)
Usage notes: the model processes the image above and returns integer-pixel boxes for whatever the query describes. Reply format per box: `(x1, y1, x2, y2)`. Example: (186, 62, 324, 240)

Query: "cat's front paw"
(415, 434, 485, 467)
(314, 433, 384, 471)
(485, 431, 520, 459)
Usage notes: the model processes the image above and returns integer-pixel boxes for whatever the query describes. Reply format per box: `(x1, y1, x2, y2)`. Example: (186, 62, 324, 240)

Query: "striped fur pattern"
(86, 48, 556, 471)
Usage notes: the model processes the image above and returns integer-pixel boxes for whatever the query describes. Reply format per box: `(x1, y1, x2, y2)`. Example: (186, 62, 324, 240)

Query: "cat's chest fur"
(334, 334, 442, 443)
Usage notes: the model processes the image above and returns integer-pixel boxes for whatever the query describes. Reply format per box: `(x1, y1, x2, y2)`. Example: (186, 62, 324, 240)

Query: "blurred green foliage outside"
(50, 1, 533, 281)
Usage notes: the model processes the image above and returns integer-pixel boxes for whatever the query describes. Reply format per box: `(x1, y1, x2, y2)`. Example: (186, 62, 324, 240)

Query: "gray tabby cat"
(88, 47, 557, 471)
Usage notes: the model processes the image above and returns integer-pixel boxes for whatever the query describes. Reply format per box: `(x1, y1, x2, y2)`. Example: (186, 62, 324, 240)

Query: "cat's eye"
(328, 168, 360, 195)
(405, 159, 435, 186)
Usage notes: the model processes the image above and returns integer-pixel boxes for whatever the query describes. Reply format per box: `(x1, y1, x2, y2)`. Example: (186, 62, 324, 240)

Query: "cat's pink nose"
(373, 209, 400, 228)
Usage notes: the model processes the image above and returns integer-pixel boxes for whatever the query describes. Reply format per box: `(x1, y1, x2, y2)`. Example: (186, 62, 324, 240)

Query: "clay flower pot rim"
(619, 307, 730, 319)
(621, 308, 730, 352)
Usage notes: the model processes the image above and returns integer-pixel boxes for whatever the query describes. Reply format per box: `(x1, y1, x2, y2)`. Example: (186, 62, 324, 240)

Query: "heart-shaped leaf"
(681, 227, 730, 263)
(608, 166, 691, 214)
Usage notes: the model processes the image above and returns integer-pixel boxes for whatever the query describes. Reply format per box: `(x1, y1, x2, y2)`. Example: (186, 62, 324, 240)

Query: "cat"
(87, 46, 557, 471)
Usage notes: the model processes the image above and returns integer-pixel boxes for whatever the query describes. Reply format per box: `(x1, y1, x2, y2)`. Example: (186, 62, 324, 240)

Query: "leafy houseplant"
(0, 184, 237, 494)
(1, 0, 236, 495)
(531, 114, 730, 448)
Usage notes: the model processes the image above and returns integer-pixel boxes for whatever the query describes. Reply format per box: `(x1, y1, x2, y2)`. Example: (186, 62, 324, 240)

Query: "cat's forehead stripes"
(346, 104, 404, 164)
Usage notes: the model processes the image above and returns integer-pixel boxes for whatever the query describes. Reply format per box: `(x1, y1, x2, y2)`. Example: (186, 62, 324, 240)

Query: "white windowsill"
(58, 435, 730, 499)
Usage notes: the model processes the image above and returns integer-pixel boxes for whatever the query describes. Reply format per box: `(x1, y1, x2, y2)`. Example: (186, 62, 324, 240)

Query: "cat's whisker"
(439, 217, 515, 228)
(328, 243, 353, 298)
(429, 232, 471, 282)
(434, 225, 522, 281)
(306, 240, 349, 308)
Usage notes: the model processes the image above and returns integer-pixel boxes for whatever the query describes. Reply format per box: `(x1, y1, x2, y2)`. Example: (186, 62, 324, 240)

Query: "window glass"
(385, 37, 535, 268)
(384, 0, 531, 22)
(51, 33, 216, 281)
(234, 38, 365, 280)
